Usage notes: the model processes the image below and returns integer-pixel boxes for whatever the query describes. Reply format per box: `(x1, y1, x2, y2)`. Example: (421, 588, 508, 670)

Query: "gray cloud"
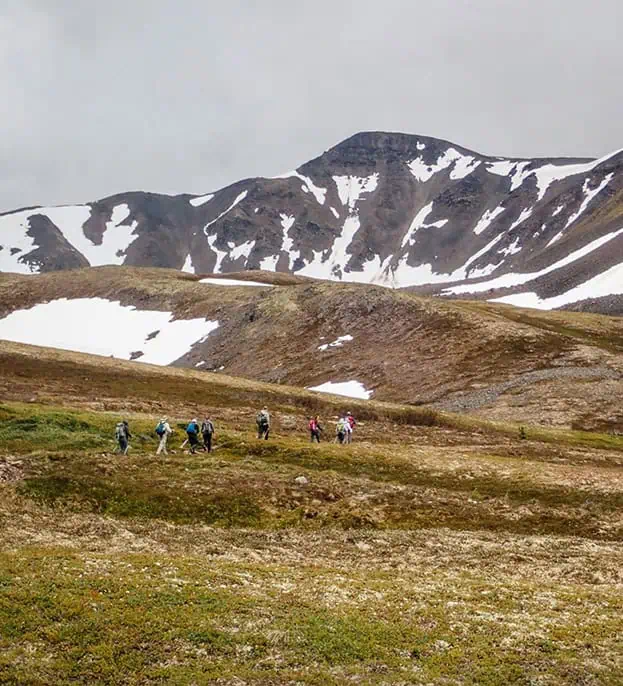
(1, 0, 622, 211)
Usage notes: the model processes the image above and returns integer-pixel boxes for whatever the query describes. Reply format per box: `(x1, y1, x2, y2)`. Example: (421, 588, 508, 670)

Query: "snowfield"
(318, 335, 353, 351)
(307, 380, 373, 400)
(199, 277, 272, 287)
(0, 298, 219, 365)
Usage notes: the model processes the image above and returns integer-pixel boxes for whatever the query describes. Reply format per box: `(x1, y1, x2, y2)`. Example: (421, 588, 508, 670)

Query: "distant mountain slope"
(1, 131, 622, 312)
(0, 266, 621, 429)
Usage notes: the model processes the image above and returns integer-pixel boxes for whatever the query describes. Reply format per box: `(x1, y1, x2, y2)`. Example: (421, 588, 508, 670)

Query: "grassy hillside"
(0, 266, 622, 431)
(1, 344, 622, 683)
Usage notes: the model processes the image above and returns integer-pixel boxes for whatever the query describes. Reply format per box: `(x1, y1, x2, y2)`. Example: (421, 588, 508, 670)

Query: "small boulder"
(294, 476, 309, 486)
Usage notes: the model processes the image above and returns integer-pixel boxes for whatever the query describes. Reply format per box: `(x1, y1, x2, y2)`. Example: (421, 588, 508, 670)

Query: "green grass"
(1, 549, 621, 685)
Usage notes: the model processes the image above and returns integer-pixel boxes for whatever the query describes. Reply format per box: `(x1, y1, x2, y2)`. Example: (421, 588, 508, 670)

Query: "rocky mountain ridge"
(1, 131, 622, 312)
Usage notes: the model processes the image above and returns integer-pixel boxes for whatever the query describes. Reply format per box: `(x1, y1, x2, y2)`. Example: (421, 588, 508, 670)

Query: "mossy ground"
(1, 349, 623, 684)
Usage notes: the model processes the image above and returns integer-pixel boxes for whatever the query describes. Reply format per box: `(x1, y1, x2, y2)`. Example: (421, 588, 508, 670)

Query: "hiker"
(201, 415, 215, 453)
(336, 416, 348, 444)
(155, 417, 172, 455)
(256, 406, 270, 440)
(345, 411, 356, 444)
(186, 418, 201, 454)
(115, 420, 131, 455)
(309, 415, 322, 443)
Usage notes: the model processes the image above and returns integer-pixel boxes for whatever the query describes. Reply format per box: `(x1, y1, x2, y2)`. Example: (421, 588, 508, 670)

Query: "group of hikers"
(308, 412, 356, 443)
(114, 407, 356, 455)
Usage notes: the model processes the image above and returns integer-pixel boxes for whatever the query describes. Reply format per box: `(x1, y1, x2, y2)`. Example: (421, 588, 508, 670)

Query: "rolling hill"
(0, 266, 621, 430)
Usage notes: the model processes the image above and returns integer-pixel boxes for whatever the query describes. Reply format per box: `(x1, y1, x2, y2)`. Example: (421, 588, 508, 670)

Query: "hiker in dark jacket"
(256, 407, 270, 440)
(201, 416, 215, 453)
(186, 418, 201, 454)
(309, 415, 322, 443)
(115, 420, 131, 455)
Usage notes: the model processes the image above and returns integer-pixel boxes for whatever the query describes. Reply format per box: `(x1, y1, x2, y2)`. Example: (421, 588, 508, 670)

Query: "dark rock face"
(0, 131, 622, 312)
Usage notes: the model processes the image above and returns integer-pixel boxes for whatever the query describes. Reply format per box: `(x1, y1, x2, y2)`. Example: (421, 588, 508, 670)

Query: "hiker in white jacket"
(155, 417, 173, 455)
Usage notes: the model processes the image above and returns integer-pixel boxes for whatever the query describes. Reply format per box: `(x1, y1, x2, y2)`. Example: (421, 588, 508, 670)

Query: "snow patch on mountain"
(199, 277, 271, 287)
(307, 380, 373, 399)
(230, 240, 255, 262)
(402, 203, 448, 248)
(0, 298, 219, 364)
(203, 191, 248, 233)
(274, 171, 327, 205)
(206, 234, 228, 273)
(492, 259, 623, 310)
(0, 210, 40, 274)
(473, 206, 506, 235)
(445, 226, 623, 295)
(318, 334, 353, 351)
(449, 155, 481, 180)
(189, 194, 214, 207)
(507, 208, 533, 233)
(333, 174, 379, 211)
(181, 254, 194, 273)
(48, 204, 137, 266)
(280, 214, 299, 270)
(565, 174, 614, 229)
(408, 148, 464, 182)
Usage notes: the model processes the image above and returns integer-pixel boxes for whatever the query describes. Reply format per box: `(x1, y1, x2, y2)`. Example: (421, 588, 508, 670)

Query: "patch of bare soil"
(0, 457, 23, 483)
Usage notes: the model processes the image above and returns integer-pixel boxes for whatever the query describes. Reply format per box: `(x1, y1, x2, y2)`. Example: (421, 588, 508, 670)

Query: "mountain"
(1, 131, 622, 313)
(0, 266, 622, 430)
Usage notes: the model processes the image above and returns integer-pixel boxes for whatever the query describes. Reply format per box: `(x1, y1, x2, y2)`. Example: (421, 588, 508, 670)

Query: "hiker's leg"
(264, 428, 270, 440)
(206, 434, 212, 453)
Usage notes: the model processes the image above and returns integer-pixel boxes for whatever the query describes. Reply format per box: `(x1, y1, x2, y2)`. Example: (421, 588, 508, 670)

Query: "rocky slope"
(1, 132, 622, 312)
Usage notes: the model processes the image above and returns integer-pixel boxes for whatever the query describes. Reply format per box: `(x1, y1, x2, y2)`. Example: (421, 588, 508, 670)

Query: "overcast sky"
(1, 0, 622, 211)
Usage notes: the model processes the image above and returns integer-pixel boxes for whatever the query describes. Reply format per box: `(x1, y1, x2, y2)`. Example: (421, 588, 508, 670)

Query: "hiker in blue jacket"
(186, 418, 201, 454)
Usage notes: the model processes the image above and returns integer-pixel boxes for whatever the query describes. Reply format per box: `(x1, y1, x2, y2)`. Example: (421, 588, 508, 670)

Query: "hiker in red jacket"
(309, 415, 322, 443)
(345, 412, 356, 443)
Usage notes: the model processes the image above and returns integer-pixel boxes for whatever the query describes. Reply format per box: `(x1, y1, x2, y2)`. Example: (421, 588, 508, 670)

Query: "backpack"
(187, 422, 198, 435)
(309, 419, 316, 431)
(202, 420, 214, 434)
(155, 421, 165, 437)
(115, 422, 127, 440)
(257, 411, 268, 427)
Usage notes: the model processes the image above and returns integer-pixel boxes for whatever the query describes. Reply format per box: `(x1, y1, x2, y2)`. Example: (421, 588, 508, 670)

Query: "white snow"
(181, 254, 194, 273)
(189, 194, 214, 207)
(206, 234, 228, 274)
(203, 191, 248, 233)
(46, 204, 138, 267)
(195, 361, 206, 367)
(416, 142, 426, 151)
(449, 155, 481, 180)
(318, 334, 353, 351)
(401, 203, 448, 248)
(498, 238, 522, 257)
(0, 209, 39, 274)
(333, 174, 379, 212)
(444, 226, 623, 295)
(486, 160, 516, 177)
(565, 174, 614, 229)
(307, 380, 373, 400)
(491, 259, 623, 310)
(280, 213, 299, 270)
(507, 207, 533, 233)
(273, 171, 327, 205)
(330, 207, 340, 219)
(531, 149, 622, 201)
(552, 204, 565, 217)
(259, 254, 279, 271)
(473, 206, 505, 235)
(0, 298, 219, 365)
(408, 148, 463, 183)
(229, 240, 255, 262)
(199, 277, 272, 287)
(509, 161, 534, 191)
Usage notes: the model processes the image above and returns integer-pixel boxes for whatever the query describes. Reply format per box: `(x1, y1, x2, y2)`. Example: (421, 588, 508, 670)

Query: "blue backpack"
(187, 422, 198, 435)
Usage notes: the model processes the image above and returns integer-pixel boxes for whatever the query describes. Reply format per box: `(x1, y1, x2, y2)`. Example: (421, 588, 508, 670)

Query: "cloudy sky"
(1, 0, 621, 211)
